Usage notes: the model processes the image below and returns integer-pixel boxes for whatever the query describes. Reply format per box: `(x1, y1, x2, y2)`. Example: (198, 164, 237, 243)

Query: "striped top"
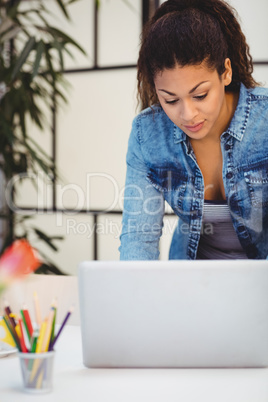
(196, 200, 248, 259)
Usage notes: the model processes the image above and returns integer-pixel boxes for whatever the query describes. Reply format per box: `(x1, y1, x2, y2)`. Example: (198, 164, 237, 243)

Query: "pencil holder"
(18, 351, 55, 393)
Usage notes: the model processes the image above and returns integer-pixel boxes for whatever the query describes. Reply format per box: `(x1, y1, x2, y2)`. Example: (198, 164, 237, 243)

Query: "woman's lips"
(184, 121, 204, 132)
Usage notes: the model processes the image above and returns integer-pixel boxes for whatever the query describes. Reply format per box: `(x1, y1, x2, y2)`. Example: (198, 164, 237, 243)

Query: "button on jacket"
(119, 83, 268, 260)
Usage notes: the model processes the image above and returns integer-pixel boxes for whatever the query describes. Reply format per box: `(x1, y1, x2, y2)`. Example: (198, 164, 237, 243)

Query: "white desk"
(1, 325, 268, 402)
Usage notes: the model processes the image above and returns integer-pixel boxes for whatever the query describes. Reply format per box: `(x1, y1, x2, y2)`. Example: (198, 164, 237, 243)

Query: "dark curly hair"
(137, 0, 259, 109)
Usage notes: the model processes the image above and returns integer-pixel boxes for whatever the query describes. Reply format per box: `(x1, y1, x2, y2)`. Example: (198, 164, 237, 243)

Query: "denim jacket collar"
(173, 83, 250, 144)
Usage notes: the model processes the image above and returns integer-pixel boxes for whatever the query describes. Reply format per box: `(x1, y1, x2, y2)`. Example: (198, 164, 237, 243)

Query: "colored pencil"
(50, 299, 57, 343)
(22, 307, 34, 338)
(15, 323, 21, 339)
(18, 318, 28, 353)
(3, 299, 73, 355)
(4, 302, 16, 329)
(20, 308, 33, 343)
(30, 358, 46, 388)
(3, 315, 20, 350)
(50, 306, 74, 350)
(41, 307, 55, 352)
(29, 319, 47, 382)
(1, 317, 16, 348)
(31, 331, 38, 353)
(35, 319, 47, 354)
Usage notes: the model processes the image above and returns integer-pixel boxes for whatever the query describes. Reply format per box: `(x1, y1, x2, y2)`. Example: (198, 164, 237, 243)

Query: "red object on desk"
(22, 308, 34, 338)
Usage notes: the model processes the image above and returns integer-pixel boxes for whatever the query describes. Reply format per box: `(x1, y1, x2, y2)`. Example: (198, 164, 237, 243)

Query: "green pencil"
(31, 331, 38, 353)
(3, 315, 20, 351)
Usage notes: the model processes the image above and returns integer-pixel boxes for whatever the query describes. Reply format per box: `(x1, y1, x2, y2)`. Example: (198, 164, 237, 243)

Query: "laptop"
(78, 259, 268, 368)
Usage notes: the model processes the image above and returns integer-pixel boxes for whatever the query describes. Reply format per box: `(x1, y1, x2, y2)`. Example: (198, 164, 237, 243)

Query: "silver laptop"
(78, 259, 268, 368)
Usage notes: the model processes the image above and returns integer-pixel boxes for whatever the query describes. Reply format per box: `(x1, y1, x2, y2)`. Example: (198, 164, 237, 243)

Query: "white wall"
(13, 0, 268, 274)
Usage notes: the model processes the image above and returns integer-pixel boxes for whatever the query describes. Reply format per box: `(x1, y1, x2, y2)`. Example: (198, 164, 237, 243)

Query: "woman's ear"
(223, 58, 232, 86)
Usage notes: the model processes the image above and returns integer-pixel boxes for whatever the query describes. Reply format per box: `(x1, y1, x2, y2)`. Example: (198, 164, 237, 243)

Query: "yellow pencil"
(41, 308, 55, 352)
(35, 319, 47, 354)
(15, 324, 21, 339)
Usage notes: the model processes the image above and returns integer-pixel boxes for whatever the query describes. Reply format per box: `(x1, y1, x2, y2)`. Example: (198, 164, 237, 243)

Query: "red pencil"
(22, 307, 34, 338)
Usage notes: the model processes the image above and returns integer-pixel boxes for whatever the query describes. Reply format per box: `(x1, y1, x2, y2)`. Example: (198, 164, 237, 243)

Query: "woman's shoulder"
(134, 104, 169, 122)
(132, 104, 174, 134)
(248, 85, 268, 100)
(136, 104, 165, 120)
(131, 104, 180, 146)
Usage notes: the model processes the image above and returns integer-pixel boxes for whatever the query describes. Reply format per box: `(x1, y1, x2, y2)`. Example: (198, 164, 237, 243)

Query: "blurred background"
(5, 0, 268, 275)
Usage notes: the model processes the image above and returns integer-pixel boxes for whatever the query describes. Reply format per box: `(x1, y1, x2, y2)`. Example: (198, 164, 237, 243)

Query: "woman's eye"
(194, 94, 207, 100)
(165, 99, 178, 105)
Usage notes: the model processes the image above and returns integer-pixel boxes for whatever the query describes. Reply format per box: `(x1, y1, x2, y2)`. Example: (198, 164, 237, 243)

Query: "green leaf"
(43, 43, 56, 84)
(5, 1, 21, 19)
(33, 246, 67, 275)
(46, 26, 87, 55)
(0, 16, 21, 42)
(52, 39, 64, 71)
(35, 262, 67, 275)
(18, 106, 26, 138)
(11, 36, 36, 81)
(0, 113, 15, 145)
(27, 136, 53, 162)
(16, 7, 50, 30)
(21, 140, 54, 176)
(67, 0, 82, 5)
(32, 227, 59, 252)
(54, 0, 70, 20)
(0, 25, 21, 42)
(32, 40, 45, 79)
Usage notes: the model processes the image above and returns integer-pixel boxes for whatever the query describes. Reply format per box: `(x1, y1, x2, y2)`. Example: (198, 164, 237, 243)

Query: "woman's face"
(154, 59, 233, 141)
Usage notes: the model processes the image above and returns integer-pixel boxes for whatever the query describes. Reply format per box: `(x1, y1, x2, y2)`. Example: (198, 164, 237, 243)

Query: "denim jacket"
(119, 83, 268, 260)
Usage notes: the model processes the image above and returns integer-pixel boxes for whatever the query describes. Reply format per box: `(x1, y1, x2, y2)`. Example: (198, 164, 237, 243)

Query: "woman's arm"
(119, 117, 165, 260)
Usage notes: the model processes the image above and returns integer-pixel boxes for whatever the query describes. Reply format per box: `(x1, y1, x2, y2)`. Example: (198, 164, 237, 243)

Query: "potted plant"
(0, 0, 86, 273)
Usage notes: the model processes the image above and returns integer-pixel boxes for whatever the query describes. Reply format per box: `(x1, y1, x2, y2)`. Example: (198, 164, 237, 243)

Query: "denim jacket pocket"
(243, 161, 268, 208)
(147, 168, 188, 217)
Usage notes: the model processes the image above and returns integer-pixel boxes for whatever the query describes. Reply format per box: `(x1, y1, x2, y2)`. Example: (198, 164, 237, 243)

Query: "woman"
(119, 0, 268, 260)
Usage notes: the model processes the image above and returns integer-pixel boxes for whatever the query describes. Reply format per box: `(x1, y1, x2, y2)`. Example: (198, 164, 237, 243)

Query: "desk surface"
(1, 325, 268, 402)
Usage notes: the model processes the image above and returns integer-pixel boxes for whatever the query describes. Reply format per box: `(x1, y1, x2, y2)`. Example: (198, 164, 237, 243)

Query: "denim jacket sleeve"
(119, 116, 165, 260)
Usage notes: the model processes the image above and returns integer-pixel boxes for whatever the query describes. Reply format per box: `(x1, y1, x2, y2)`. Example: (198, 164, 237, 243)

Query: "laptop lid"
(78, 259, 268, 368)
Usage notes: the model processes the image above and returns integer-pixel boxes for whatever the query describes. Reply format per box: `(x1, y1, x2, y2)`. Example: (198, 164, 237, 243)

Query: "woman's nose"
(180, 101, 198, 122)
